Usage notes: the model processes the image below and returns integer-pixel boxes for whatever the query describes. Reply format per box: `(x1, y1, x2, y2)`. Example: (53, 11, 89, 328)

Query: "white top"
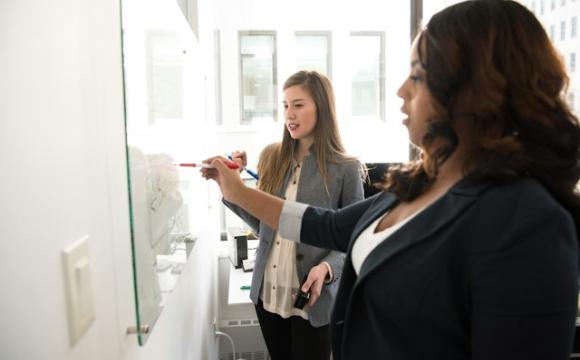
(351, 208, 424, 275)
(260, 163, 308, 319)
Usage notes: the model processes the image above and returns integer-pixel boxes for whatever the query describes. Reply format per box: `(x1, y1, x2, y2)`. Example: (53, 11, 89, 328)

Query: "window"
(145, 30, 185, 126)
(569, 92, 575, 111)
(571, 52, 577, 73)
(541, 0, 545, 14)
(551, 0, 556, 10)
(550, 24, 556, 40)
(562, 0, 566, 6)
(349, 32, 385, 120)
(572, 16, 577, 38)
(214, 30, 223, 125)
(561, 20, 566, 40)
(239, 32, 277, 124)
(294, 32, 332, 78)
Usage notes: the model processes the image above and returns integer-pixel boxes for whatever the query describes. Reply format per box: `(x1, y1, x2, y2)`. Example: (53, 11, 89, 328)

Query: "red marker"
(178, 161, 240, 170)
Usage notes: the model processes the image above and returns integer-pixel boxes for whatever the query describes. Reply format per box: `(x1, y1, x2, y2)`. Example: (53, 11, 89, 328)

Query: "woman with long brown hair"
(225, 70, 364, 360)
(207, 1, 580, 358)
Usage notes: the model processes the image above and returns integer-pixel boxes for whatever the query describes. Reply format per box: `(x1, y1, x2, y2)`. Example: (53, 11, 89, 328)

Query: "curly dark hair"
(384, 0, 580, 226)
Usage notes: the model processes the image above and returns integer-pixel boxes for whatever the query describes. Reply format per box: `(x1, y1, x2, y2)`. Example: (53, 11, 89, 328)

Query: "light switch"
(62, 235, 95, 346)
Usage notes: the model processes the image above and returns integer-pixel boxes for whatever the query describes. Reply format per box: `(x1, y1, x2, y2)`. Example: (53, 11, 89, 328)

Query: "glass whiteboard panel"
(120, 0, 207, 345)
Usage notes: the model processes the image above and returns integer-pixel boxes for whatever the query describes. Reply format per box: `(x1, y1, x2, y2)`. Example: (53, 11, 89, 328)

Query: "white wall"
(0, 0, 219, 359)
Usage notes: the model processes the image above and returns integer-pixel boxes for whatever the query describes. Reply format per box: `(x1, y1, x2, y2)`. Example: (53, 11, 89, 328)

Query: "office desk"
(228, 266, 253, 305)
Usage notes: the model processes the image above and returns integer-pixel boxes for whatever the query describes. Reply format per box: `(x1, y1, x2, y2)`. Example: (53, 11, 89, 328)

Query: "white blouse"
(260, 162, 308, 319)
(351, 208, 424, 275)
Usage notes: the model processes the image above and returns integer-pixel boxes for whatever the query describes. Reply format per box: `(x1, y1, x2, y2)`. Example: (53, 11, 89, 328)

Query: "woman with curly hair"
(204, 1, 580, 359)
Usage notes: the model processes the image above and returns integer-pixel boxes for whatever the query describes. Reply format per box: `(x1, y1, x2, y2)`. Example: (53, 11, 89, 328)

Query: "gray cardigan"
(224, 152, 364, 327)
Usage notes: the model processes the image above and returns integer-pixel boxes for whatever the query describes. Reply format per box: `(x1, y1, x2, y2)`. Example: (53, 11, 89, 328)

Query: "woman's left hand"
(300, 263, 329, 307)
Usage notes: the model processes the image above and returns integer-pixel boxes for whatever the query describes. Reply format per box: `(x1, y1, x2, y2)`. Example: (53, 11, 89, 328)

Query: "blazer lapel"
(355, 177, 490, 285)
(346, 193, 399, 255)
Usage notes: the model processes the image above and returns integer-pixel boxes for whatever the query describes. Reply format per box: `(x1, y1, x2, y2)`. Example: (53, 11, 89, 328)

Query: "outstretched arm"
(201, 156, 284, 230)
(203, 155, 380, 253)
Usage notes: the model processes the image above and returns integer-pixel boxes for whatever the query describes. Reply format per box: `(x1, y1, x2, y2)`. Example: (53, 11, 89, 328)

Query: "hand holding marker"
(227, 154, 259, 180)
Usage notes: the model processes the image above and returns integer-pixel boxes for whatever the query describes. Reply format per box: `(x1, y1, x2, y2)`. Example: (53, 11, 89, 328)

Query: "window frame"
(238, 30, 278, 125)
(349, 31, 386, 122)
(214, 29, 223, 125)
(294, 31, 333, 80)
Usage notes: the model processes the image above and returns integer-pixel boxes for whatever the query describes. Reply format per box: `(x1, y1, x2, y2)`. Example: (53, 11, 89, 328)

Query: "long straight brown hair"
(257, 70, 356, 195)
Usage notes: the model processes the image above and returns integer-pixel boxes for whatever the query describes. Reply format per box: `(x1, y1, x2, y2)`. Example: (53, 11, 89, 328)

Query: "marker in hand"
(226, 155, 259, 180)
(178, 161, 240, 170)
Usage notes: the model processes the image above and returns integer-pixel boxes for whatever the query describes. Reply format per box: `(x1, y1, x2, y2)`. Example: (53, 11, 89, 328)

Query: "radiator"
(218, 318, 270, 360)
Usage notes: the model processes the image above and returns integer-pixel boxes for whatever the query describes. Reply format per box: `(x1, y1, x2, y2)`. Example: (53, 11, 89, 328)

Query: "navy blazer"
(294, 176, 578, 360)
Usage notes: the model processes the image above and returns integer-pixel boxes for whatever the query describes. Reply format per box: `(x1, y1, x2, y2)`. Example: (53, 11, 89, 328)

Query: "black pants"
(255, 299, 331, 360)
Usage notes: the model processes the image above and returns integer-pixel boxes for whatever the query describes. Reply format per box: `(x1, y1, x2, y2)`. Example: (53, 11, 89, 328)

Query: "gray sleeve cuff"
(279, 201, 309, 242)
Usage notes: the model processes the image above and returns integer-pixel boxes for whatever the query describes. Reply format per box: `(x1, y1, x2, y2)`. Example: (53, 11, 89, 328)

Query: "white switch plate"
(62, 235, 95, 346)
